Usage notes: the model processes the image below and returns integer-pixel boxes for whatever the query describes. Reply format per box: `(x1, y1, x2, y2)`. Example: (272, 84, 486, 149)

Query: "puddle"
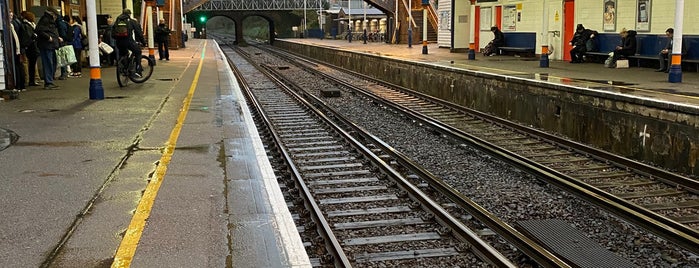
(576, 79, 637, 86)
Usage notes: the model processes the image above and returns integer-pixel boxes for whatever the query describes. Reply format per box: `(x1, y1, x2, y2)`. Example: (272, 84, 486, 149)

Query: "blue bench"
(630, 35, 699, 71)
(584, 34, 620, 62)
(628, 34, 663, 66)
(683, 37, 699, 71)
(587, 33, 699, 70)
(499, 32, 536, 57)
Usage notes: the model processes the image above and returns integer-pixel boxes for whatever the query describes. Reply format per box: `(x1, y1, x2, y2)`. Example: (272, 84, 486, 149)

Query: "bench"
(584, 33, 699, 71)
(584, 34, 620, 62)
(683, 37, 699, 71)
(499, 32, 536, 57)
(627, 34, 663, 67)
(629, 35, 699, 71)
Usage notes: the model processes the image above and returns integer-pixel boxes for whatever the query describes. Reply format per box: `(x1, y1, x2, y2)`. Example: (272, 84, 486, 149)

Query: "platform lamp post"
(363, 1, 367, 44)
(87, 0, 104, 99)
(303, 0, 307, 38)
(669, 0, 684, 83)
(468, 0, 476, 60)
(539, 0, 550, 68)
(421, 0, 428, 54)
(318, 0, 323, 39)
(348, 0, 352, 43)
(407, 0, 413, 48)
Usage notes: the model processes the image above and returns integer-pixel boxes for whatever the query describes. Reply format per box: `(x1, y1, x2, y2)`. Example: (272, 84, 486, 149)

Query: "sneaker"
(44, 83, 60, 90)
(57, 76, 67, 80)
(28, 83, 40, 87)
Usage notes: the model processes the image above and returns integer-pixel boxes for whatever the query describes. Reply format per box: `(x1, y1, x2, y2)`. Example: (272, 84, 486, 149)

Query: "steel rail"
(255, 62, 517, 267)
(280, 51, 699, 255)
(225, 46, 352, 267)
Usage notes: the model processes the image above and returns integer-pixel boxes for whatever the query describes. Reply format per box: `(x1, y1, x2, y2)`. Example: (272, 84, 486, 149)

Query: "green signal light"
(200, 16, 206, 22)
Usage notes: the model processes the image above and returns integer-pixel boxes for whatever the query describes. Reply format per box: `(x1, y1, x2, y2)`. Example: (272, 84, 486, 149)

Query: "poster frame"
(603, 0, 617, 32)
(635, 0, 651, 32)
(479, 7, 492, 31)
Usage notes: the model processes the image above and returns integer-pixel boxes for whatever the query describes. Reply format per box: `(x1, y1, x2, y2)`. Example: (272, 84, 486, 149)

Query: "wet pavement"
(0, 39, 309, 268)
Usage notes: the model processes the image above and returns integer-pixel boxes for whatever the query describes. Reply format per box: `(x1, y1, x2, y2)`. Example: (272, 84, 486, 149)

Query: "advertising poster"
(480, 7, 492, 31)
(503, 5, 517, 31)
(636, 0, 651, 32)
(603, 0, 616, 32)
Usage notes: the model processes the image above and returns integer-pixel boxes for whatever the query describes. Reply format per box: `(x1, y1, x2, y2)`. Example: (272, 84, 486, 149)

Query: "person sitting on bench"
(483, 26, 505, 56)
(569, 24, 594, 63)
(606, 28, 637, 68)
(656, 28, 673, 73)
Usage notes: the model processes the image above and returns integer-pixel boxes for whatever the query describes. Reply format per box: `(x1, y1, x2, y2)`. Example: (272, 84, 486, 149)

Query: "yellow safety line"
(111, 40, 208, 268)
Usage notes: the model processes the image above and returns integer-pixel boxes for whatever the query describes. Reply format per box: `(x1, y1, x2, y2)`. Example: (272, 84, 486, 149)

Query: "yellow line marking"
(111, 40, 208, 268)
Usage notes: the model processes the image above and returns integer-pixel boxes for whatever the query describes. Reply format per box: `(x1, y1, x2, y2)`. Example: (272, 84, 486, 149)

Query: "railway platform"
(284, 38, 699, 107)
(0, 39, 309, 267)
(2, 36, 698, 267)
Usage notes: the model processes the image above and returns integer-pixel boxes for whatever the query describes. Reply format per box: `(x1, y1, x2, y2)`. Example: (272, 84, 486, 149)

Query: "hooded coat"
(617, 30, 637, 55)
(35, 10, 59, 50)
(570, 24, 593, 47)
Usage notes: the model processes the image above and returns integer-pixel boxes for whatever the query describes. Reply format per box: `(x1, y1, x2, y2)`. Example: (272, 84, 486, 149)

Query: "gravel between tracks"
(245, 46, 699, 267)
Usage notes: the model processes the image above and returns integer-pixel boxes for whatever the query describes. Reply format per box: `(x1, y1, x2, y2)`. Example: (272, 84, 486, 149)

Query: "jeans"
(157, 41, 169, 60)
(40, 48, 57, 85)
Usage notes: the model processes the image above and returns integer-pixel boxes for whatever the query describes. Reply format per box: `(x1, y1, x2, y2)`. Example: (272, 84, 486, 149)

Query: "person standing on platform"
(155, 19, 171, 61)
(20, 11, 40, 87)
(35, 8, 61, 89)
(10, 12, 26, 91)
(100, 15, 116, 66)
(68, 16, 84, 77)
(56, 15, 70, 80)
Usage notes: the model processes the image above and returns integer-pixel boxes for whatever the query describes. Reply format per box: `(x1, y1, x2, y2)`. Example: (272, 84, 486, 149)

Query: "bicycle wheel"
(116, 57, 129, 87)
(129, 55, 154, 83)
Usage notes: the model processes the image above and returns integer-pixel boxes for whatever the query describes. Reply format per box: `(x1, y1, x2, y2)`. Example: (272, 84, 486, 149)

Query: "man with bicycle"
(112, 9, 146, 76)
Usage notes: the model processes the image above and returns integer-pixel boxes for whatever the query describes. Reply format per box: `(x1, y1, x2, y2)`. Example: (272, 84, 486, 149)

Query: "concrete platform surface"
(0, 39, 309, 268)
(285, 38, 699, 108)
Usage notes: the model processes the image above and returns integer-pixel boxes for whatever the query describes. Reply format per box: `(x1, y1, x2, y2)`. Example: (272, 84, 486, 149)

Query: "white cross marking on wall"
(639, 124, 650, 147)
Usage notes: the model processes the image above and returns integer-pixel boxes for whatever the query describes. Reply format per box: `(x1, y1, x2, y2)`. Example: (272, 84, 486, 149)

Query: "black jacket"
(492, 30, 505, 47)
(570, 29, 593, 47)
(35, 12, 59, 50)
(617, 30, 637, 55)
(155, 23, 171, 43)
(113, 13, 146, 45)
(20, 19, 38, 54)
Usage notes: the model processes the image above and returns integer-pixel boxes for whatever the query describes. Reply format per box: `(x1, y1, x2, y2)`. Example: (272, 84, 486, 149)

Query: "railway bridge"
(182, 0, 438, 45)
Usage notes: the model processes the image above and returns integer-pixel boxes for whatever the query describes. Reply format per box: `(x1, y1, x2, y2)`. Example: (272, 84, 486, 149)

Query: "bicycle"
(116, 48, 154, 87)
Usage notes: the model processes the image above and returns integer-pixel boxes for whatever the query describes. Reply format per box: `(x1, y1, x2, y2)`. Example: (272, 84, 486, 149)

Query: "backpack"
(66, 25, 76, 43)
(113, 18, 129, 38)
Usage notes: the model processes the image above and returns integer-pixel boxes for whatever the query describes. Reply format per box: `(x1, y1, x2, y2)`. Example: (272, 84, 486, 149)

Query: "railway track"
(219, 45, 536, 267)
(243, 42, 699, 256)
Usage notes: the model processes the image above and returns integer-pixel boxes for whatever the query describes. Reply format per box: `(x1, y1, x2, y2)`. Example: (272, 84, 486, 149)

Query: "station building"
(439, 0, 697, 61)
